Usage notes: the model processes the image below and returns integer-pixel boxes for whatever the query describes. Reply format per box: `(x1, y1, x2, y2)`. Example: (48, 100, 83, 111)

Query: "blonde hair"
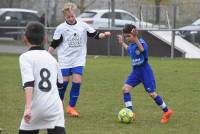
(62, 2, 77, 13)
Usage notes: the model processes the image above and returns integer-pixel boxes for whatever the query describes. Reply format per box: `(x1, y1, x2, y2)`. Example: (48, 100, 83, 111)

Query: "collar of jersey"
(65, 20, 77, 25)
(29, 46, 44, 51)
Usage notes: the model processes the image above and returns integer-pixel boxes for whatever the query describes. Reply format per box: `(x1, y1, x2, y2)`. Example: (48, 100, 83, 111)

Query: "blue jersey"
(125, 38, 156, 93)
(127, 38, 148, 67)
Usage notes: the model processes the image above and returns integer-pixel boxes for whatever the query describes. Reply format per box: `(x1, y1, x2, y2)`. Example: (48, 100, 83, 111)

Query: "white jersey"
(53, 20, 95, 69)
(19, 48, 64, 130)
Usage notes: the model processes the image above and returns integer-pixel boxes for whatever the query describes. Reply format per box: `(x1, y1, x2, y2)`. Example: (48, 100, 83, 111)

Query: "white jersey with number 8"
(19, 49, 64, 130)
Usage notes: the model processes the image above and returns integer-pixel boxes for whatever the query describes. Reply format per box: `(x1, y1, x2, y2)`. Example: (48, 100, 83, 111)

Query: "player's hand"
(104, 31, 111, 37)
(131, 28, 139, 43)
(24, 108, 31, 124)
(117, 35, 124, 45)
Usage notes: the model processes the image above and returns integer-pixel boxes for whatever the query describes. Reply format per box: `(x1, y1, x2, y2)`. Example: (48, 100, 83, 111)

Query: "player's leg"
(66, 66, 83, 117)
(148, 92, 173, 123)
(142, 65, 173, 123)
(148, 92, 169, 113)
(122, 84, 133, 111)
(47, 126, 66, 134)
(19, 129, 39, 134)
(123, 71, 140, 111)
(60, 68, 71, 101)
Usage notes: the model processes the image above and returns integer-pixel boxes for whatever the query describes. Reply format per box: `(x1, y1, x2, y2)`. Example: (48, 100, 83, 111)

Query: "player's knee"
(122, 85, 131, 93)
(148, 92, 157, 98)
(63, 76, 69, 82)
(74, 79, 81, 83)
(72, 74, 82, 83)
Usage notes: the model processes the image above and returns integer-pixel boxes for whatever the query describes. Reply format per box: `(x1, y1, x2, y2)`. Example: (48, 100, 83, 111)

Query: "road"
(0, 44, 27, 54)
(0, 44, 56, 55)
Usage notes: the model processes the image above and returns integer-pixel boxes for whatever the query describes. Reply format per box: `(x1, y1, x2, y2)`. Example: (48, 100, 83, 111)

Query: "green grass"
(0, 54, 200, 134)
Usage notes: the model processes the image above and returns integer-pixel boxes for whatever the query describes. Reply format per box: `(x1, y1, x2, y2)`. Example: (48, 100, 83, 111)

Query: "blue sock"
(123, 92, 133, 111)
(154, 95, 168, 112)
(59, 81, 68, 101)
(69, 82, 81, 107)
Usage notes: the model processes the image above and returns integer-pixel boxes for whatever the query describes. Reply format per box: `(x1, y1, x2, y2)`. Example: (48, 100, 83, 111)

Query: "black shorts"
(19, 126, 66, 134)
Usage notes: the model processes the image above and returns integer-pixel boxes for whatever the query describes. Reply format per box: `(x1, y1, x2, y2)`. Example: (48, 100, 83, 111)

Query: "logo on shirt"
(135, 49, 141, 55)
(67, 33, 81, 48)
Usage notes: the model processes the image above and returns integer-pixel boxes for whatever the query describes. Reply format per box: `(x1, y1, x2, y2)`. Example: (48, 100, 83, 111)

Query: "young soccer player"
(48, 2, 111, 117)
(117, 24, 173, 123)
(19, 22, 66, 134)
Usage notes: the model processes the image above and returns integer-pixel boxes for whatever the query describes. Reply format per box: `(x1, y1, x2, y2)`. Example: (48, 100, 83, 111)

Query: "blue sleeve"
(127, 45, 132, 56)
(139, 38, 148, 59)
(139, 38, 148, 52)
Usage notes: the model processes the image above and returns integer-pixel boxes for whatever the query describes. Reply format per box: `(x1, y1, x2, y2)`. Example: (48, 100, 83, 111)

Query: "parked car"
(77, 9, 153, 29)
(0, 8, 41, 39)
(178, 18, 200, 45)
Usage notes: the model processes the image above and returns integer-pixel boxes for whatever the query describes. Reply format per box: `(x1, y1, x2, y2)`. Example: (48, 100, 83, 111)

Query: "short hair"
(62, 2, 77, 14)
(25, 21, 45, 46)
(122, 24, 136, 34)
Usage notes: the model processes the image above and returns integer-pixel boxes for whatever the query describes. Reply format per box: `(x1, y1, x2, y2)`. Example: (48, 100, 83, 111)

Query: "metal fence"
(0, 26, 200, 58)
(1, 0, 200, 27)
(0, 2, 200, 58)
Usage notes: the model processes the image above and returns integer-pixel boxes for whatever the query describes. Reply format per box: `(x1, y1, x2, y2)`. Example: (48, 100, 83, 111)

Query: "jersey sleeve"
(139, 38, 149, 60)
(84, 22, 96, 33)
(19, 55, 34, 88)
(139, 38, 148, 52)
(53, 26, 62, 40)
(127, 45, 132, 56)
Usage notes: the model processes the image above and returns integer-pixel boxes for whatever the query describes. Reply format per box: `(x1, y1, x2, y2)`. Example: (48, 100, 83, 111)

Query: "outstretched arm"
(98, 31, 111, 39)
(117, 35, 128, 50)
(87, 31, 111, 39)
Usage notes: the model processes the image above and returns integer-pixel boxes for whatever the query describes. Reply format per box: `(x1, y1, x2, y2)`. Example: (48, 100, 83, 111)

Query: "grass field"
(0, 54, 200, 134)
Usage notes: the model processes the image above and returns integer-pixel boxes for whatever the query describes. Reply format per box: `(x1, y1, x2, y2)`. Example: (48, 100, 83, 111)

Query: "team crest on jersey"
(67, 33, 81, 48)
(135, 49, 140, 55)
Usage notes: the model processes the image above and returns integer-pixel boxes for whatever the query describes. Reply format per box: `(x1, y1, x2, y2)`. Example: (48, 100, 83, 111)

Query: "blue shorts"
(61, 66, 84, 77)
(125, 63, 156, 93)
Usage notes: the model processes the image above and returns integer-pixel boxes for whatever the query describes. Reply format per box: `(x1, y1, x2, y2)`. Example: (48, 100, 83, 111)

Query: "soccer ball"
(118, 108, 135, 123)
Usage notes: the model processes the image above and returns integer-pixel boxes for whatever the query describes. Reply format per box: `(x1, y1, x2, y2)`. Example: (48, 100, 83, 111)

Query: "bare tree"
(0, 0, 21, 8)
(155, 0, 162, 24)
(154, 0, 171, 24)
(6, 0, 14, 7)
(71, 0, 96, 13)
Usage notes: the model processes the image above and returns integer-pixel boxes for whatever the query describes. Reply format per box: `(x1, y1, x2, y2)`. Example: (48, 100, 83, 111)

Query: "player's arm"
(24, 86, 33, 124)
(48, 35, 63, 54)
(57, 65, 63, 91)
(133, 37, 144, 52)
(98, 31, 111, 39)
(19, 55, 34, 124)
(117, 35, 128, 50)
(85, 22, 111, 39)
(87, 31, 111, 39)
(131, 29, 144, 52)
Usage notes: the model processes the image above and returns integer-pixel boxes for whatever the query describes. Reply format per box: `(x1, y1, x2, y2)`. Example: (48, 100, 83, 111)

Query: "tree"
(70, 0, 96, 13)
(0, 0, 21, 8)
(142, 0, 170, 24)
(155, 0, 162, 24)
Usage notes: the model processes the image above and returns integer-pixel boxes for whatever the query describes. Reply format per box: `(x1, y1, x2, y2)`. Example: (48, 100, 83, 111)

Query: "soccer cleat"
(66, 106, 79, 117)
(160, 108, 173, 123)
(132, 112, 136, 121)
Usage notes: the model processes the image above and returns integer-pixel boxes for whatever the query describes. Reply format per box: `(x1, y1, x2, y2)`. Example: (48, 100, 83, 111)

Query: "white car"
(77, 9, 153, 29)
